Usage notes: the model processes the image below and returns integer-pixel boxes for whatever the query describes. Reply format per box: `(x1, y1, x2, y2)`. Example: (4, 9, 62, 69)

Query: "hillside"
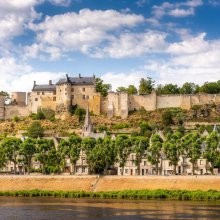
(0, 104, 220, 138)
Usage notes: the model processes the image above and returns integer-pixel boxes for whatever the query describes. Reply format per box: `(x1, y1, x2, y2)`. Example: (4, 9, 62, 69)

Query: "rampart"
(106, 92, 220, 118)
(1, 91, 220, 120)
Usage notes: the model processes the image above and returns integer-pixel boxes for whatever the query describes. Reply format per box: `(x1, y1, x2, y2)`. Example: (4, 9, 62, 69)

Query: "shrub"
(112, 123, 130, 130)
(162, 111, 173, 126)
(13, 116, 20, 122)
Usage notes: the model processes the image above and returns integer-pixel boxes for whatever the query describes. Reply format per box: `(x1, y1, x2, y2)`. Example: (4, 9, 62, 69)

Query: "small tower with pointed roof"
(82, 106, 93, 135)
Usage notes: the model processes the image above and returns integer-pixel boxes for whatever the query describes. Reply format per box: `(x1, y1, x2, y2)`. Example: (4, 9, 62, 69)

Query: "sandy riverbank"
(0, 175, 219, 192)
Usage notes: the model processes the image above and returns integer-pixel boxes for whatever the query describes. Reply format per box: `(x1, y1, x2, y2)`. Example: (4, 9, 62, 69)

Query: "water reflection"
(0, 197, 219, 219)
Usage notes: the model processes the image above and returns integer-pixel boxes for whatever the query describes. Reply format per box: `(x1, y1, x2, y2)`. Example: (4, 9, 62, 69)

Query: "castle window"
(37, 92, 40, 95)
(53, 91, 56, 95)
(82, 88, 85, 92)
(82, 167, 85, 173)
(82, 95, 86, 100)
(71, 88, 74, 92)
(53, 97, 56, 101)
(86, 95, 89, 99)
(42, 92, 45, 95)
(35, 98, 38, 101)
(169, 162, 172, 167)
(65, 88, 67, 91)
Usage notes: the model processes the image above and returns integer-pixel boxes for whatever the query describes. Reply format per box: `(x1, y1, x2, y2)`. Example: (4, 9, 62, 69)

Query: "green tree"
(148, 134, 163, 175)
(132, 136, 149, 175)
(182, 132, 202, 174)
(1, 137, 22, 174)
(180, 82, 199, 94)
(59, 135, 82, 174)
(0, 145, 7, 171)
(27, 121, 44, 138)
(88, 137, 116, 174)
(117, 85, 138, 95)
(163, 131, 183, 174)
(127, 85, 138, 95)
(115, 135, 132, 175)
(116, 87, 127, 93)
(20, 138, 37, 174)
(203, 131, 220, 174)
(95, 78, 112, 97)
(157, 84, 180, 95)
(35, 139, 55, 174)
(45, 148, 62, 174)
(139, 77, 155, 95)
(199, 81, 220, 94)
(81, 137, 96, 174)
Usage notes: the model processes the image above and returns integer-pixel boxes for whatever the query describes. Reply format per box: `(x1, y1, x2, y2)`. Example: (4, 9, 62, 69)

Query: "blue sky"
(0, 0, 220, 91)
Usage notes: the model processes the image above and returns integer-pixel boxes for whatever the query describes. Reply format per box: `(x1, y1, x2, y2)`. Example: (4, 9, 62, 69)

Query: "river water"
(0, 197, 219, 219)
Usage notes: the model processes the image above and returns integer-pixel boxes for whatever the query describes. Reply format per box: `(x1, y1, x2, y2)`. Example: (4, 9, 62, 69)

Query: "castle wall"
(128, 92, 157, 111)
(100, 97, 108, 115)
(0, 95, 5, 120)
(4, 105, 31, 119)
(191, 94, 220, 106)
(10, 92, 26, 106)
(29, 91, 56, 113)
(157, 95, 184, 109)
(107, 92, 120, 118)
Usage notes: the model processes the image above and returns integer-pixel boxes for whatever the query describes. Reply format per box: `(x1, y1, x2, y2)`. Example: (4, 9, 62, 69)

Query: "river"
(0, 197, 219, 219)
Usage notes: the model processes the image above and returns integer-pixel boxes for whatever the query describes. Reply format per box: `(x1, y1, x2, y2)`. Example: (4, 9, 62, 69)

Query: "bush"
(13, 116, 20, 122)
(27, 121, 44, 138)
(112, 123, 130, 130)
(162, 111, 173, 126)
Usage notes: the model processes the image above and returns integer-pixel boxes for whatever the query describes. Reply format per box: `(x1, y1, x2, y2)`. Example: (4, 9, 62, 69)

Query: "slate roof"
(32, 84, 56, 92)
(56, 76, 95, 85)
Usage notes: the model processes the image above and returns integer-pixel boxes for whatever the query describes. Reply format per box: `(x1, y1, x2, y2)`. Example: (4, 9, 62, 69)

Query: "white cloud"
(0, 57, 64, 92)
(152, 0, 202, 19)
(142, 32, 220, 85)
(0, 0, 42, 57)
(48, 0, 71, 6)
(27, 9, 145, 59)
(167, 33, 209, 54)
(90, 31, 167, 58)
(168, 8, 194, 17)
(101, 72, 147, 91)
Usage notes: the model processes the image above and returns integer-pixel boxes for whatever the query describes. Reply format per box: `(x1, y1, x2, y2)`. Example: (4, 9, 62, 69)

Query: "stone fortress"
(1, 74, 220, 120)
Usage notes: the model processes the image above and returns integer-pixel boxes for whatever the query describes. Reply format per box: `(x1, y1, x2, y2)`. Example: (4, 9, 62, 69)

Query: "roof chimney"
(66, 74, 69, 79)
(33, 81, 36, 86)
(79, 73, 81, 78)
(49, 80, 52, 85)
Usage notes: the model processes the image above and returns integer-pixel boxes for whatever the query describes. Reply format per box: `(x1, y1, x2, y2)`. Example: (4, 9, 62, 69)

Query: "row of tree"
(0, 130, 219, 175)
(116, 78, 220, 95)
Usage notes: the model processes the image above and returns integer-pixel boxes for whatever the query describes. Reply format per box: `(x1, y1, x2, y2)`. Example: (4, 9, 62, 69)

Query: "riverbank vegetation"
(0, 189, 219, 201)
